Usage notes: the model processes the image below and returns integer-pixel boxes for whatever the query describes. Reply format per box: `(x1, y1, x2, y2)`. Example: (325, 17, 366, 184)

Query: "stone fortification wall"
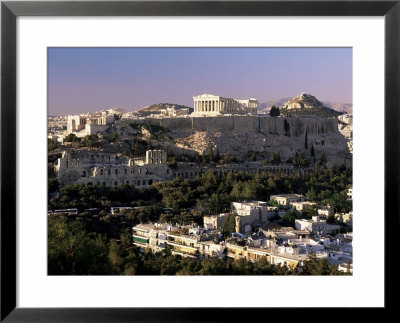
(86, 124, 109, 136)
(284, 117, 337, 137)
(127, 116, 338, 137)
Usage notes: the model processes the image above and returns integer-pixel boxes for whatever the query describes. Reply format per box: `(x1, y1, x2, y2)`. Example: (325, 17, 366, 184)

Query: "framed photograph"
(1, 0, 398, 321)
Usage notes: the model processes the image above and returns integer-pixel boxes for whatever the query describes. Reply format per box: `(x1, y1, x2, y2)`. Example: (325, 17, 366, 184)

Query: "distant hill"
(322, 101, 352, 114)
(258, 97, 292, 114)
(258, 95, 352, 115)
(136, 103, 193, 116)
(279, 93, 342, 118)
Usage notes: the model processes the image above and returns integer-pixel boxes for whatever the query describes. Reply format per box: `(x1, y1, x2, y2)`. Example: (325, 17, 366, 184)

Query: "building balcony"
(133, 236, 149, 244)
(167, 240, 197, 250)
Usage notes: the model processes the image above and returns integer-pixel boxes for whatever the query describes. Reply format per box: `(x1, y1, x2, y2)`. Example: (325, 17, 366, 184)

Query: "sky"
(48, 47, 352, 116)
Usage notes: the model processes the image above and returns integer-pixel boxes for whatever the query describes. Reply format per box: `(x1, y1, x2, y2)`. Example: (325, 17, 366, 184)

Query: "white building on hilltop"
(192, 94, 258, 116)
(66, 109, 124, 136)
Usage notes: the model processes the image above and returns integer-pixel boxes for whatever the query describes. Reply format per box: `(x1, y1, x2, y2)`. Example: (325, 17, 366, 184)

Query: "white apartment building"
(231, 201, 269, 233)
(270, 194, 305, 207)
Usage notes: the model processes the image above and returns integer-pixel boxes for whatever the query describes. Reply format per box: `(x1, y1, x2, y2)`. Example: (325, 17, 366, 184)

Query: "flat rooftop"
(270, 194, 304, 199)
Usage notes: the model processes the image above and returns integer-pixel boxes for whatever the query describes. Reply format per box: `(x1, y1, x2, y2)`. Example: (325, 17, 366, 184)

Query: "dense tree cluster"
(49, 183, 161, 210)
(268, 152, 281, 164)
(48, 138, 58, 151)
(64, 133, 81, 143)
(63, 134, 102, 148)
(49, 164, 352, 233)
(292, 151, 310, 167)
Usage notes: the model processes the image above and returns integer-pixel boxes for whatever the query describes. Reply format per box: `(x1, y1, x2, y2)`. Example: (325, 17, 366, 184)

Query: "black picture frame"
(1, 0, 399, 321)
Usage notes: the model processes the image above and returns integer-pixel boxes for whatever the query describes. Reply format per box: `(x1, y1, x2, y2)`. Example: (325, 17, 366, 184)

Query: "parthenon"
(192, 94, 258, 116)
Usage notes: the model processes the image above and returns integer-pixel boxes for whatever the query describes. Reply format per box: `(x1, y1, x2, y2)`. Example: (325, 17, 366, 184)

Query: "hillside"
(136, 103, 193, 116)
(323, 101, 353, 114)
(258, 95, 352, 115)
(279, 93, 342, 118)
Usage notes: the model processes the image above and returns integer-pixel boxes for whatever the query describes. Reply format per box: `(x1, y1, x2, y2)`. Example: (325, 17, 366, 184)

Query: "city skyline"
(48, 47, 352, 116)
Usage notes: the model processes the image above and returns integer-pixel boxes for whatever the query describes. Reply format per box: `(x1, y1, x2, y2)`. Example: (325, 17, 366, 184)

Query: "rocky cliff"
(128, 115, 337, 137)
(125, 115, 350, 166)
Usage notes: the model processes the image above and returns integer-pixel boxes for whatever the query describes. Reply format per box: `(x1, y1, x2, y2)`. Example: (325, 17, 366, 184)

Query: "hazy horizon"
(48, 47, 352, 116)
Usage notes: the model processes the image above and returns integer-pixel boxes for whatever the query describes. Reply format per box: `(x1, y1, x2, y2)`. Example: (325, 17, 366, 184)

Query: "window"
(124, 168, 127, 174)
(142, 180, 146, 185)
(115, 169, 118, 175)
(108, 169, 111, 175)
(114, 181, 118, 186)
(100, 169, 103, 175)
(82, 171, 86, 177)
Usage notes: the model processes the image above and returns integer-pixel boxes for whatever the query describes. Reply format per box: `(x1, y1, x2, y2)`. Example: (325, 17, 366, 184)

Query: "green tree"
(48, 138, 57, 151)
(293, 152, 310, 168)
(319, 152, 327, 168)
(338, 158, 347, 173)
(110, 132, 119, 142)
(206, 145, 214, 163)
(81, 135, 102, 148)
(132, 140, 142, 156)
(109, 240, 124, 272)
(48, 177, 59, 193)
(280, 209, 301, 227)
(270, 152, 281, 164)
(221, 214, 236, 236)
(48, 217, 113, 275)
(305, 131, 308, 150)
(284, 119, 290, 136)
(269, 105, 280, 117)
(232, 258, 253, 275)
(64, 133, 81, 143)
(302, 252, 337, 275)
